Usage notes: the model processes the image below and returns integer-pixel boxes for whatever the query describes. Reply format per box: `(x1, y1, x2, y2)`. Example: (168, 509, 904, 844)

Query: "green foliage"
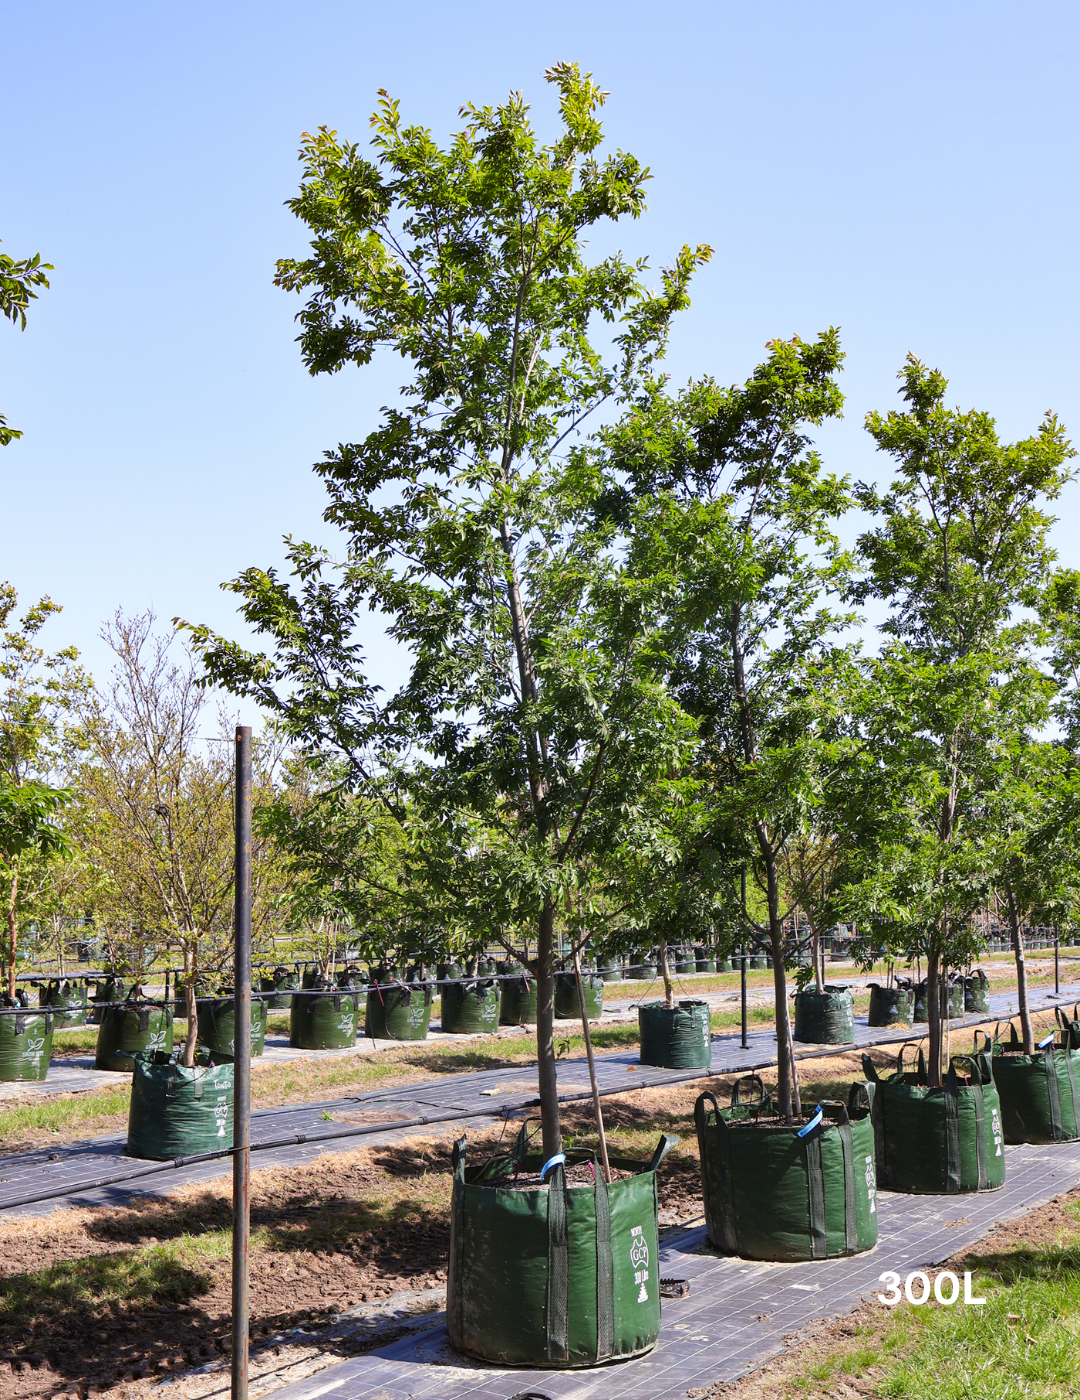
(0, 238, 52, 447)
(186, 66, 714, 1155)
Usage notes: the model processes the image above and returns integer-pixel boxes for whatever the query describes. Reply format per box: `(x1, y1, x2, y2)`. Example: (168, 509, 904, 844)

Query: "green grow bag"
(598, 958, 621, 984)
(289, 973, 359, 1049)
(197, 993, 267, 1057)
(857, 1044, 1005, 1194)
(638, 1000, 711, 1069)
(625, 955, 654, 981)
(90, 975, 127, 1025)
(554, 971, 604, 1021)
(259, 965, 298, 1009)
(365, 981, 433, 1041)
(915, 979, 964, 1023)
(694, 947, 716, 973)
(95, 993, 173, 1071)
(748, 954, 764, 970)
(499, 973, 538, 1026)
(126, 1048, 235, 1160)
(0, 999, 53, 1082)
(440, 977, 500, 1034)
(694, 1079, 878, 1262)
(986, 1021, 1080, 1144)
(717, 956, 733, 973)
(673, 947, 695, 975)
(447, 1122, 677, 1368)
(867, 983, 914, 1028)
(793, 986, 854, 1045)
(964, 970, 990, 1015)
(39, 978, 88, 1030)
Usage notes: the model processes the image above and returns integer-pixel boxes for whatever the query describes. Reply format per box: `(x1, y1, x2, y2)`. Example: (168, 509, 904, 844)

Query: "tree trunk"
(6, 867, 18, 1000)
(660, 938, 673, 1007)
(808, 910, 824, 995)
(181, 945, 198, 1068)
(1007, 889, 1033, 1053)
(770, 919, 793, 1121)
(926, 947, 942, 1088)
(535, 898, 561, 1161)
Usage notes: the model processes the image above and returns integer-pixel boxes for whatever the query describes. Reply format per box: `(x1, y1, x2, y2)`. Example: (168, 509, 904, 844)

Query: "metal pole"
(572, 943, 612, 1183)
(740, 868, 748, 1050)
(1055, 928, 1060, 996)
(231, 726, 252, 1400)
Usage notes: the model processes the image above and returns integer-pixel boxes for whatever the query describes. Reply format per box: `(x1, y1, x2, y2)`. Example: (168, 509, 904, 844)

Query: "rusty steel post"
(231, 726, 252, 1400)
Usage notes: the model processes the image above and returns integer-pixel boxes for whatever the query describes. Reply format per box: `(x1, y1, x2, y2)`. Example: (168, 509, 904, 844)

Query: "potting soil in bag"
(793, 985, 855, 1044)
(259, 965, 298, 1008)
(0, 997, 53, 1081)
(498, 970, 538, 1026)
(197, 992, 267, 1057)
(365, 979, 433, 1040)
(554, 970, 604, 1020)
(985, 1020, 1080, 1144)
(95, 991, 173, 1071)
(638, 1000, 711, 1069)
(39, 978, 88, 1030)
(857, 1044, 1005, 1194)
(964, 969, 990, 1015)
(867, 982, 914, 1028)
(694, 1077, 877, 1262)
(289, 972, 358, 1048)
(440, 975, 499, 1034)
(126, 1048, 235, 1159)
(448, 1121, 677, 1367)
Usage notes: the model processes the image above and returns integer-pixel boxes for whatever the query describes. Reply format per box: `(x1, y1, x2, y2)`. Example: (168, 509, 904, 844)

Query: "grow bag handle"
(818, 1099, 851, 1127)
(848, 1080, 874, 1115)
(860, 1053, 879, 1084)
(896, 1042, 925, 1080)
(729, 1073, 767, 1106)
(647, 1133, 680, 1173)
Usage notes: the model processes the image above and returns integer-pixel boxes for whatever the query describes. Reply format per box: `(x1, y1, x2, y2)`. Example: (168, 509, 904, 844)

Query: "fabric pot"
(447, 1123, 677, 1368)
(499, 973, 538, 1026)
(289, 972, 359, 1049)
(39, 979, 88, 1030)
(0, 999, 53, 1081)
(95, 993, 173, 1071)
(364, 981, 433, 1041)
(440, 977, 500, 1034)
(673, 948, 695, 975)
(694, 1080, 878, 1262)
(259, 965, 298, 1009)
(126, 1048, 235, 1159)
(986, 1021, 1080, 1144)
(638, 1000, 711, 1069)
(197, 994, 268, 1057)
(964, 970, 990, 1015)
(554, 972, 604, 1020)
(867, 983, 914, 1028)
(598, 958, 621, 984)
(914, 979, 964, 1023)
(857, 1045, 1005, 1194)
(748, 954, 764, 970)
(793, 986, 855, 1045)
(90, 975, 127, 1025)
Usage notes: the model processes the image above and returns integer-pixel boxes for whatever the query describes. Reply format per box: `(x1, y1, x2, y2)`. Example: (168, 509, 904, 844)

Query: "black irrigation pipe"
(4, 991, 1079, 1216)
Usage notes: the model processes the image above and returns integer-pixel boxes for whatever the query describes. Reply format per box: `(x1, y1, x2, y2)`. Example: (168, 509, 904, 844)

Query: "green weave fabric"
(289, 972, 359, 1048)
(554, 972, 604, 1021)
(364, 982, 433, 1040)
(694, 1081, 877, 1262)
(259, 966, 298, 1008)
(987, 1022, 1080, 1144)
(498, 973, 538, 1026)
(126, 1048, 235, 1159)
(0, 999, 53, 1081)
(196, 994, 268, 1057)
(39, 978, 88, 1030)
(447, 1123, 676, 1368)
(793, 987, 855, 1045)
(638, 1000, 711, 1069)
(857, 1045, 1006, 1194)
(440, 977, 500, 1034)
(95, 994, 173, 1071)
(867, 984, 914, 1028)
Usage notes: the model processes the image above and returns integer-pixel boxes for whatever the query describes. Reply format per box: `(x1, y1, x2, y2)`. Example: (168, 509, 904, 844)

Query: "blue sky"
(2, 1, 1078, 694)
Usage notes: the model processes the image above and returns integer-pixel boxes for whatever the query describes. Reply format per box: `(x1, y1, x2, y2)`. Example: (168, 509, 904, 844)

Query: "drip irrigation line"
(4, 989, 1078, 1215)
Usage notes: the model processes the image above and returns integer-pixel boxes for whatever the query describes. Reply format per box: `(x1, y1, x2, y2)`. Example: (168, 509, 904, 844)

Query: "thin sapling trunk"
(535, 899, 561, 1161)
(1006, 889, 1034, 1053)
(926, 947, 942, 1088)
(659, 938, 674, 1007)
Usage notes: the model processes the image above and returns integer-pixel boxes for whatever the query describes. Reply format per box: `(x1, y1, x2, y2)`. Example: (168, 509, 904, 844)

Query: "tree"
(606, 332, 853, 1120)
(0, 586, 84, 997)
(187, 67, 711, 1160)
(1, 238, 52, 447)
(76, 611, 284, 1063)
(851, 355, 1074, 1083)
